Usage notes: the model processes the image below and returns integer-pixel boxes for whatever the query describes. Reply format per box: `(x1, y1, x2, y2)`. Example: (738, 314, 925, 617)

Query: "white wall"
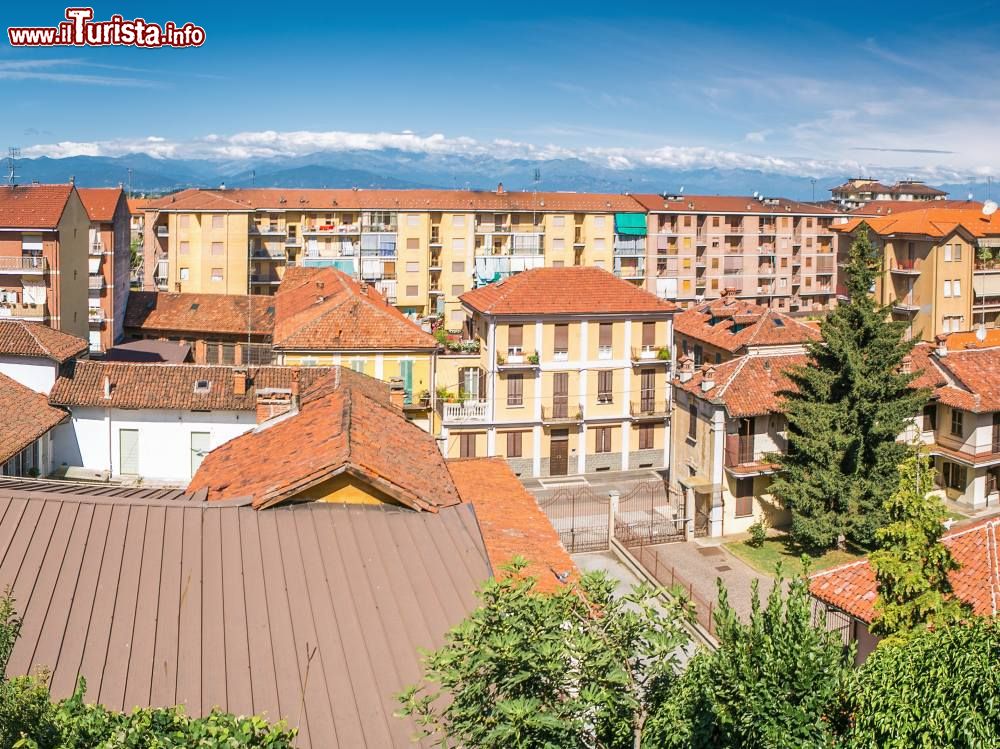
(52, 407, 255, 484)
(0, 356, 59, 394)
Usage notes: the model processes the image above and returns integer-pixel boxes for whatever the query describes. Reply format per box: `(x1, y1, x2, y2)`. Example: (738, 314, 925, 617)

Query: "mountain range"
(6, 151, 988, 203)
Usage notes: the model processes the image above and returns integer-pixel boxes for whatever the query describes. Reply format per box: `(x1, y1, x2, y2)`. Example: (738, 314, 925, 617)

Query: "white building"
(0, 319, 88, 394)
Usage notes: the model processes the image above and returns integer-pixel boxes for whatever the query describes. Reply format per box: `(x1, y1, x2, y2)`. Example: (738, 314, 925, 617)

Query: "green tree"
(769, 227, 928, 549)
(847, 617, 1000, 749)
(644, 565, 852, 749)
(398, 558, 692, 749)
(869, 449, 970, 641)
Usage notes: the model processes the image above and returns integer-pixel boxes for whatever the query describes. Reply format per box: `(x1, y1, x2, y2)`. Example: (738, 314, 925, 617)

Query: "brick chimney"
(388, 377, 406, 411)
(701, 364, 716, 392)
(291, 369, 300, 404)
(677, 355, 695, 383)
(900, 355, 912, 375)
(232, 368, 247, 396)
(496, 182, 505, 194)
(935, 333, 948, 358)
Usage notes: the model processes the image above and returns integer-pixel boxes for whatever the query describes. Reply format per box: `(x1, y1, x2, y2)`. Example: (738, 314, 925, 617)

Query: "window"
(212, 215, 224, 230)
(459, 433, 476, 458)
(594, 237, 606, 250)
(506, 431, 523, 458)
(552, 260, 564, 267)
(638, 423, 654, 449)
(452, 261, 465, 272)
(459, 367, 482, 400)
(943, 280, 952, 297)
(406, 261, 420, 273)
(688, 404, 697, 441)
(951, 409, 964, 437)
(450, 310, 465, 325)
(211, 267, 223, 282)
(179, 241, 190, 255)
(407, 214, 419, 227)
(594, 216, 606, 228)
(734, 478, 754, 517)
(953, 279, 962, 297)
(507, 324, 523, 355)
(453, 214, 466, 227)
(922, 404, 937, 432)
(954, 244, 962, 261)
(598, 322, 613, 358)
(642, 321, 655, 350)
(553, 215, 566, 228)
(405, 284, 418, 296)
(406, 237, 420, 250)
(942, 461, 966, 491)
(211, 241, 224, 256)
(179, 267, 190, 281)
(507, 374, 524, 406)
(693, 344, 703, 366)
(597, 370, 613, 403)
(177, 215, 190, 229)
(451, 284, 464, 296)
(595, 427, 611, 453)
(944, 244, 952, 261)
(452, 238, 466, 251)
(553, 324, 569, 359)
(552, 238, 565, 251)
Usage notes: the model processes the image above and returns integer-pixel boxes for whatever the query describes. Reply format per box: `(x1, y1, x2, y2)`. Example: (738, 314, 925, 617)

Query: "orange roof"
(834, 206, 1000, 239)
(77, 187, 124, 222)
(447, 457, 576, 592)
(127, 197, 154, 214)
(942, 328, 1000, 351)
(677, 352, 807, 417)
(908, 341, 1000, 413)
(189, 370, 462, 511)
(460, 267, 677, 316)
(849, 199, 981, 217)
(125, 291, 274, 337)
(674, 296, 819, 353)
(0, 184, 74, 228)
(631, 193, 839, 215)
(146, 187, 642, 213)
(272, 267, 437, 351)
(809, 516, 1000, 623)
(0, 372, 67, 463)
(0, 320, 88, 363)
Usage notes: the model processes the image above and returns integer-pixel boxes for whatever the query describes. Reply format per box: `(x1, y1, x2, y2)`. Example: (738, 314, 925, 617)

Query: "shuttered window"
(599, 323, 612, 347)
(508, 324, 523, 349)
(595, 427, 611, 453)
(642, 321, 656, 348)
(507, 374, 523, 406)
(638, 423, 654, 450)
(460, 433, 476, 458)
(506, 431, 523, 458)
(688, 404, 697, 441)
(597, 370, 613, 403)
(554, 324, 568, 355)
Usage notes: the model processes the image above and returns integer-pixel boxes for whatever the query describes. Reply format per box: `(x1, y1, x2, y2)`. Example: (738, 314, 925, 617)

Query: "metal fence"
(613, 482, 685, 546)
(628, 544, 717, 637)
(537, 486, 610, 553)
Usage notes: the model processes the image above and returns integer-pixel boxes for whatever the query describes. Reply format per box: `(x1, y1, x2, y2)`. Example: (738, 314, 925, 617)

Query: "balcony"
(630, 399, 669, 420)
(430, 228, 442, 246)
(892, 299, 920, 314)
(613, 238, 646, 256)
(791, 274, 802, 285)
(361, 222, 398, 233)
(815, 259, 835, 275)
(475, 222, 513, 234)
(438, 399, 489, 424)
(303, 223, 360, 235)
(574, 228, 585, 247)
(542, 402, 583, 424)
(360, 245, 397, 258)
(974, 258, 1000, 273)
(284, 236, 302, 247)
(252, 251, 287, 261)
(156, 225, 168, 237)
(88, 275, 105, 291)
(631, 346, 671, 365)
(757, 264, 775, 276)
(250, 273, 282, 285)
(724, 436, 776, 475)
(88, 307, 105, 324)
(497, 350, 540, 370)
(89, 241, 104, 256)
(723, 264, 743, 276)
(0, 256, 48, 274)
(253, 224, 286, 236)
(0, 301, 47, 320)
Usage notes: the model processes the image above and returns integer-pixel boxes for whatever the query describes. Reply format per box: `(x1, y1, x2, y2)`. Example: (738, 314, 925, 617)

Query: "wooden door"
(549, 430, 569, 476)
(553, 372, 568, 418)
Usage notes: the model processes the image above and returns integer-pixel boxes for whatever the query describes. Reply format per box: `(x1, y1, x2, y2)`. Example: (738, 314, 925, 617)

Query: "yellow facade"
(295, 473, 401, 506)
(168, 211, 252, 295)
(277, 350, 434, 403)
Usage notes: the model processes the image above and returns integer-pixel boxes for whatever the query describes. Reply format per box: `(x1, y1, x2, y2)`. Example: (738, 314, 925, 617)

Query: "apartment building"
(127, 197, 150, 285)
(78, 188, 131, 352)
(834, 205, 1000, 341)
(830, 178, 948, 210)
(0, 184, 89, 340)
(632, 194, 842, 312)
(141, 186, 643, 323)
(439, 267, 676, 477)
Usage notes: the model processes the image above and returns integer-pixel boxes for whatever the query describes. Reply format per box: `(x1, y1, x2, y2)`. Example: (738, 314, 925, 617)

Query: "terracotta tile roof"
(146, 187, 642, 213)
(674, 296, 819, 353)
(849, 199, 981, 216)
(0, 320, 88, 363)
(677, 352, 808, 417)
(125, 291, 275, 337)
(834, 206, 1000, 239)
(0, 184, 74, 228)
(908, 342, 1000, 413)
(76, 187, 124, 222)
(830, 179, 892, 194)
(461, 266, 677, 316)
(126, 197, 153, 214)
(0, 487, 490, 749)
(0, 372, 67, 463)
(631, 193, 839, 215)
(943, 328, 1000, 350)
(810, 516, 1000, 623)
(189, 371, 461, 510)
(272, 267, 436, 351)
(447, 457, 576, 592)
(48, 360, 330, 411)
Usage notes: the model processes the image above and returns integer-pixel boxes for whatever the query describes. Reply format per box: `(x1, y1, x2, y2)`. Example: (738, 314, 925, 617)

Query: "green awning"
(615, 213, 647, 236)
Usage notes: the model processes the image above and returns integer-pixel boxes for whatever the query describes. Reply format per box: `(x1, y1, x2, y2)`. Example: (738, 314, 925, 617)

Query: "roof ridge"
(20, 321, 51, 357)
(715, 356, 752, 397)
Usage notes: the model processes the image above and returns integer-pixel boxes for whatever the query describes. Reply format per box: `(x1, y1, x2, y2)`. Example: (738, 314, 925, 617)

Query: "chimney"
(291, 369, 300, 403)
(701, 364, 716, 392)
(677, 355, 695, 383)
(900, 355, 912, 374)
(496, 182, 505, 194)
(103, 375, 111, 399)
(388, 377, 406, 411)
(935, 333, 948, 357)
(232, 368, 247, 396)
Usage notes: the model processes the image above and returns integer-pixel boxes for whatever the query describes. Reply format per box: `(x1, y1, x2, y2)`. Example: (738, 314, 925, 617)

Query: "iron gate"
(538, 486, 610, 553)
(613, 481, 685, 546)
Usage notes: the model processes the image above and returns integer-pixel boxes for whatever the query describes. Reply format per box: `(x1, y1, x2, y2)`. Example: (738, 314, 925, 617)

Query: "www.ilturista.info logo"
(8, 7, 205, 48)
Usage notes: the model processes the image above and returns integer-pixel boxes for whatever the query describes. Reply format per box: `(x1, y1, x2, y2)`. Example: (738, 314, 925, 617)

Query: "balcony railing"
(439, 399, 489, 423)
(631, 346, 671, 364)
(89, 241, 104, 256)
(724, 437, 770, 469)
(475, 223, 513, 234)
(88, 307, 105, 323)
(88, 276, 105, 290)
(252, 251, 287, 261)
(0, 301, 47, 320)
(304, 223, 360, 235)
(614, 238, 646, 255)
(361, 223, 398, 233)
(253, 225, 286, 236)
(630, 399, 669, 418)
(497, 351, 539, 369)
(250, 273, 281, 284)
(542, 402, 583, 423)
(0, 256, 48, 273)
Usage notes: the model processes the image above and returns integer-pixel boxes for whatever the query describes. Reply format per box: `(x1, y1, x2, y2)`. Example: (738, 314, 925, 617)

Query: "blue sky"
(1, 1, 999, 179)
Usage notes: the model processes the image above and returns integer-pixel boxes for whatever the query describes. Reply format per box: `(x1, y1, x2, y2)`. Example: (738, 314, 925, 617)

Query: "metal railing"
(0, 256, 48, 272)
(630, 399, 669, 417)
(542, 402, 583, 422)
(88, 276, 105, 290)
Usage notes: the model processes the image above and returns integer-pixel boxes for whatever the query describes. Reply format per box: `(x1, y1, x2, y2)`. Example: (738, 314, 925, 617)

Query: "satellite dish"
(752, 190, 759, 198)
(679, 186, 685, 193)
(977, 324, 987, 342)
(984, 200, 998, 216)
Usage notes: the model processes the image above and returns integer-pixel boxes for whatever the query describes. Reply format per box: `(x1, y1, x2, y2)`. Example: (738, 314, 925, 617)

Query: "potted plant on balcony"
(496, 352, 505, 366)
(978, 246, 995, 269)
(656, 346, 671, 361)
(528, 352, 540, 365)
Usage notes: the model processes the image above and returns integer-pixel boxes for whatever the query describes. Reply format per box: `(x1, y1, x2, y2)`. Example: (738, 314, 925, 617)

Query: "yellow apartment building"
(833, 206, 1000, 341)
(439, 267, 676, 477)
(142, 186, 643, 326)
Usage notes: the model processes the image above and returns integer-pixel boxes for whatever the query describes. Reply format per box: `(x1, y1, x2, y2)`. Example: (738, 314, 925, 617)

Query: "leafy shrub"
(746, 519, 768, 548)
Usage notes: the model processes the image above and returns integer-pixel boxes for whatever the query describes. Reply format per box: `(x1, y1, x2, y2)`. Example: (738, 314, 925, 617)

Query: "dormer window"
(193, 380, 211, 394)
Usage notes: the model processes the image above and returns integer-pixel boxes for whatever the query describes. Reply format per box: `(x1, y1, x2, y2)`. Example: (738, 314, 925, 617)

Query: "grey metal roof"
(0, 488, 491, 747)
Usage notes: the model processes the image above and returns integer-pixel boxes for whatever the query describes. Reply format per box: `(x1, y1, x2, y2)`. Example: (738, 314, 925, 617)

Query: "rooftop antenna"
(251, 169, 256, 187)
(6, 147, 20, 186)
(127, 167, 133, 198)
(679, 185, 684, 194)
(983, 200, 998, 216)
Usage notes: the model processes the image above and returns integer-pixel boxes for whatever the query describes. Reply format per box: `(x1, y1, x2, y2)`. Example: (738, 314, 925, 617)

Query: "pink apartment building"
(632, 194, 845, 313)
(78, 188, 131, 353)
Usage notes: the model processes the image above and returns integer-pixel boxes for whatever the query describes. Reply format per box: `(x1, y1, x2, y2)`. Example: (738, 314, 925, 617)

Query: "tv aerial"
(6, 147, 20, 185)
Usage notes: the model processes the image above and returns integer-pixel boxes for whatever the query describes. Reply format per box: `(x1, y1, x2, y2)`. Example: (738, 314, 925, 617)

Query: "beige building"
(78, 188, 131, 353)
(0, 184, 89, 340)
(834, 205, 1000, 341)
(632, 194, 843, 313)
(438, 267, 676, 477)
(829, 178, 948, 210)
